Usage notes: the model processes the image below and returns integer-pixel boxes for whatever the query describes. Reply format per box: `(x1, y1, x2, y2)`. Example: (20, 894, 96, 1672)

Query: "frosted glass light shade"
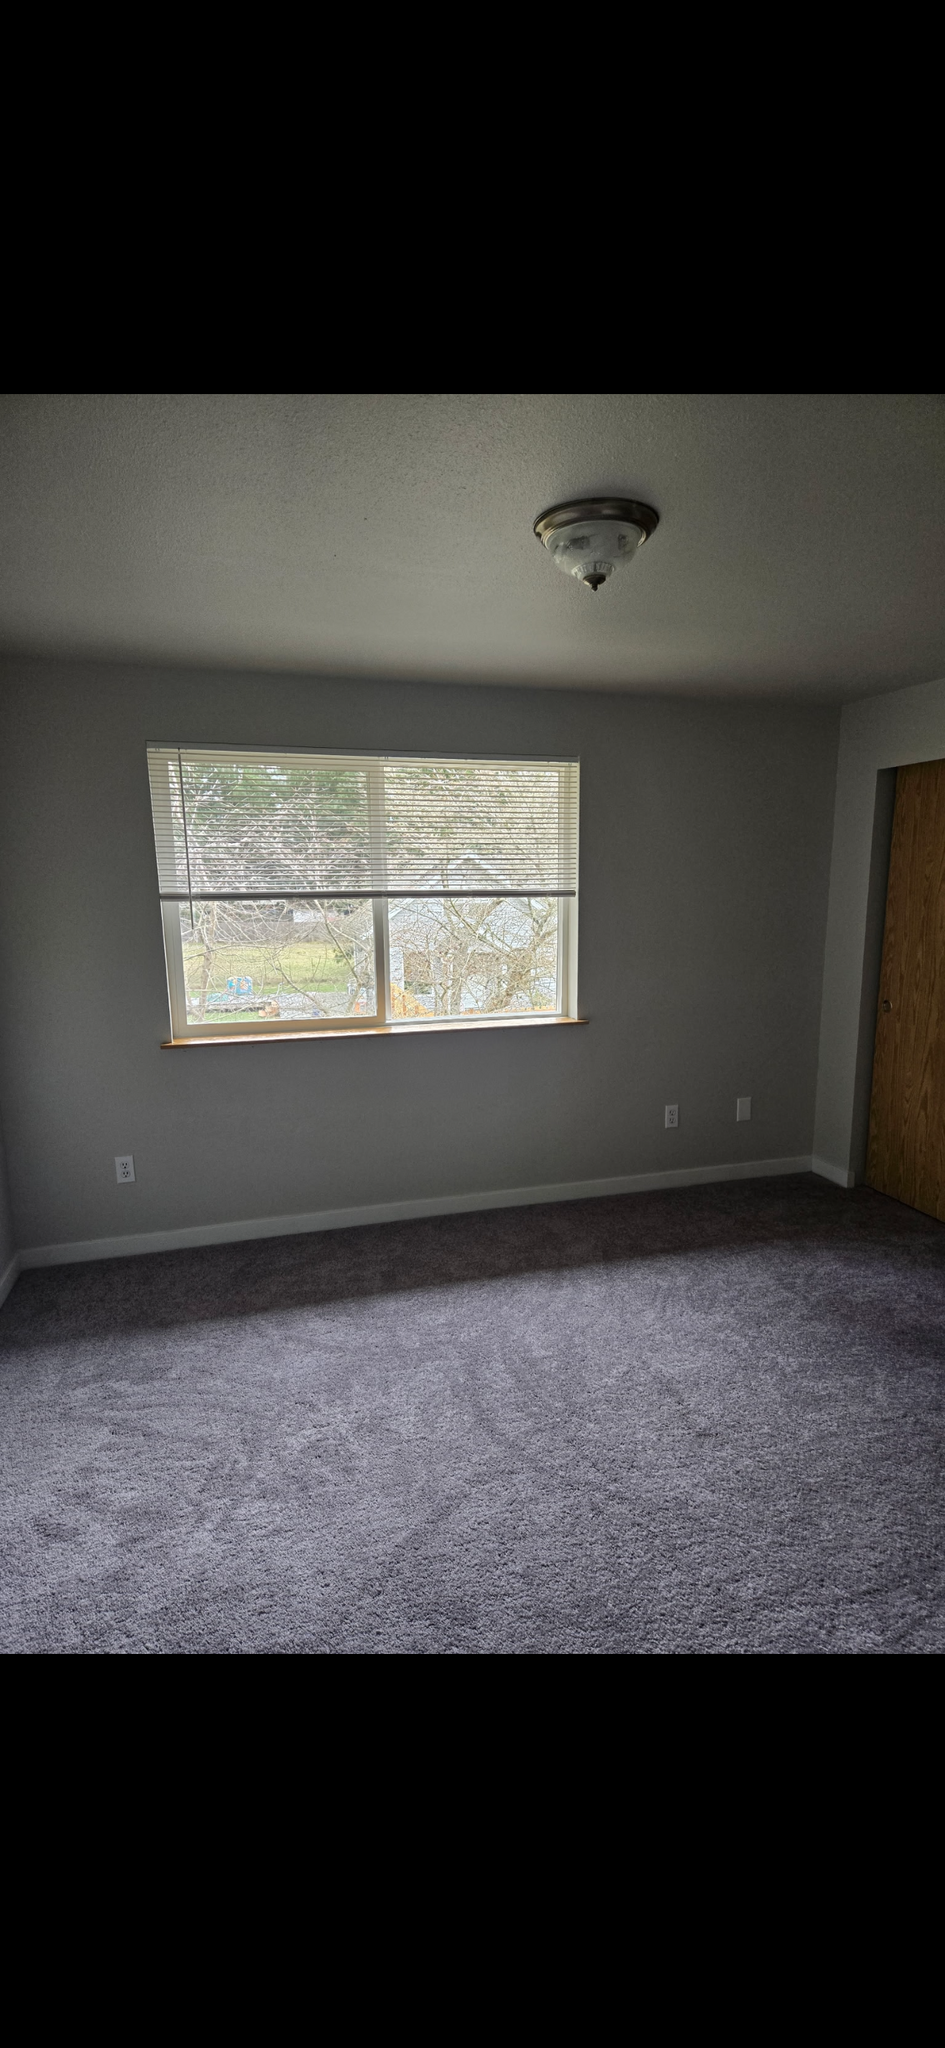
(534, 497, 659, 592)
(545, 519, 643, 586)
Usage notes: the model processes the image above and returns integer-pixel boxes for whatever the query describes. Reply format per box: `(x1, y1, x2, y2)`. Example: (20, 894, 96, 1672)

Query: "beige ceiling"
(1, 392, 944, 699)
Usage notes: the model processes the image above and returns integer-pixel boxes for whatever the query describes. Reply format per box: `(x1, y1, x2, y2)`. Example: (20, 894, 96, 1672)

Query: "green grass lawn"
(181, 940, 355, 995)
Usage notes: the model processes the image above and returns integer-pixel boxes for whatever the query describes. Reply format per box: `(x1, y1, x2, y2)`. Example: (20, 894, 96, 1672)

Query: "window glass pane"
(388, 898, 559, 1018)
(173, 757, 373, 895)
(384, 763, 564, 892)
(179, 899, 376, 1022)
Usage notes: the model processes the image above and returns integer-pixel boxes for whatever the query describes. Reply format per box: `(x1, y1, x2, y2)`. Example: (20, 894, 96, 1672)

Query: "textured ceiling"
(1, 391, 944, 699)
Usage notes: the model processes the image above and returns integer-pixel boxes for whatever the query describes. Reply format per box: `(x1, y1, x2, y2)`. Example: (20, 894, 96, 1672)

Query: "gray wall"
(0, 1106, 15, 1286)
(1, 748, 16, 1288)
(0, 657, 839, 1256)
(813, 672, 945, 1180)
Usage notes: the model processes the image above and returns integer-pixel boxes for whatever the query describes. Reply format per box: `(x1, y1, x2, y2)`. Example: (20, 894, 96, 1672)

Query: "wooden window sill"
(161, 1015, 588, 1046)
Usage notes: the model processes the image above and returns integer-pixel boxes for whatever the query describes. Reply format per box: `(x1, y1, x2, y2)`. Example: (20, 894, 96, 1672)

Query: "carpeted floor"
(2, 1172, 945, 1655)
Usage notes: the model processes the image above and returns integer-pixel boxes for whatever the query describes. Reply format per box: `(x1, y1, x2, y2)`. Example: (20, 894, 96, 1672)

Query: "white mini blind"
(148, 748, 579, 899)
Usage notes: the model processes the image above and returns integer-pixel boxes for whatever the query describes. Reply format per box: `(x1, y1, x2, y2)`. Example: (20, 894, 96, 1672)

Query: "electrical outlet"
(115, 1155, 135, 1183)
(736, 1096, 751, 1122)
(665, 1104, 679, 1129)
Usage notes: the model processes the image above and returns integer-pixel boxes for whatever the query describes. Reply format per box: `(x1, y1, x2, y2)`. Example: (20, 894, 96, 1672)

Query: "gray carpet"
(2, 1172, 945, 1655)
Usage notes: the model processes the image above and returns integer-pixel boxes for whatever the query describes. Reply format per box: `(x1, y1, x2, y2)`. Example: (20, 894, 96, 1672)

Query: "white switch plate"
(736, 1097, 751, 1122)
(115, 1155, 135, 1182)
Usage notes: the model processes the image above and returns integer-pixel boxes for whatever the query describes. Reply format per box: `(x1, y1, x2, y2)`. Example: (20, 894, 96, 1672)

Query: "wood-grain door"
(866, 758, 945, 1220)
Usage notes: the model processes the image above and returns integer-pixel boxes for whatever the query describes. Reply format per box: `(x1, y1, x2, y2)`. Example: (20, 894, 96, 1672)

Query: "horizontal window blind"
(148, 748, 579, 899)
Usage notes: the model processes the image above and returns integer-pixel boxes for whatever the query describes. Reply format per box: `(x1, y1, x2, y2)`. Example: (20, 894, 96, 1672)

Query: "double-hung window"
(148, 747, 580, 1038)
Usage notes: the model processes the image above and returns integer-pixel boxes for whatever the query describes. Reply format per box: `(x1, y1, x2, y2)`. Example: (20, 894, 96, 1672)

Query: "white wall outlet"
(736, 1097, 751, 1122)
(115, 1155, 135, 1183)
(665, 1104, 679, 1129)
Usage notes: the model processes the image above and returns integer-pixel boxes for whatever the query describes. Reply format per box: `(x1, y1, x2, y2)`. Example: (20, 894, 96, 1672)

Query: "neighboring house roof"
(389, 852, 539, 897)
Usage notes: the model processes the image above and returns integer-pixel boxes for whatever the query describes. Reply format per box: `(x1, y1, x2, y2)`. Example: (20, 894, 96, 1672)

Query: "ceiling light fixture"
(534, 497, 659, 593)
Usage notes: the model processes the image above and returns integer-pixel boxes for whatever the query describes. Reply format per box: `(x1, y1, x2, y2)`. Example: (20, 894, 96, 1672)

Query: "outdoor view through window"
(147, 748, 580, 1037)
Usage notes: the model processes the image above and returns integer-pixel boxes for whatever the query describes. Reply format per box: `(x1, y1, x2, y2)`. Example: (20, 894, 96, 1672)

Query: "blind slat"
(148, 747, 579, 900)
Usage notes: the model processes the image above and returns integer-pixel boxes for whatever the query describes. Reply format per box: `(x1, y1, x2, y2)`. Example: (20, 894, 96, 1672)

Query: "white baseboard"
(0, 1251, 21, 1306)
(18, 1155, 814, 1269)
(811, 1156, 856, 1189)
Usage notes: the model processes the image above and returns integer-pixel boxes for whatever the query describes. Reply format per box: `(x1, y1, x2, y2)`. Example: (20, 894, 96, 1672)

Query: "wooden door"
(866, 758, 945, 1220)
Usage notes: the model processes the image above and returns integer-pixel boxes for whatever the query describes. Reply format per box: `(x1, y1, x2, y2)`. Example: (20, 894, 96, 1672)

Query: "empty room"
(2, 391, 945, 1655)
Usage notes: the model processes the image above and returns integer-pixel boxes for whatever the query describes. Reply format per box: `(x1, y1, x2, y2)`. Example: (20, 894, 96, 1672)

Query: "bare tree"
(394, 896, 557, 1016)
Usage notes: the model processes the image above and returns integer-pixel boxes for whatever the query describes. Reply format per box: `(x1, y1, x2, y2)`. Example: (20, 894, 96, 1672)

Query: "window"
(147, 747, 580, 1038)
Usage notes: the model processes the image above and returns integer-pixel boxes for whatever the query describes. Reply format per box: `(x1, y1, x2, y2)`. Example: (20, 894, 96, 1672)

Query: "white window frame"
(150, 749, 579, 1040)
